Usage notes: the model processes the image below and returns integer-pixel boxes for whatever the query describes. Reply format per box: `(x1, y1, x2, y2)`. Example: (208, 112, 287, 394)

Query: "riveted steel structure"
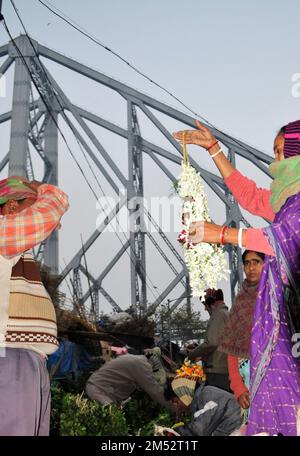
(0, 35, 272, 318)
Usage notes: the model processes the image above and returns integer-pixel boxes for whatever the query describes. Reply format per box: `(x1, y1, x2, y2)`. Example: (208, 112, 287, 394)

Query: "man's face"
(243, 251, 264, 285)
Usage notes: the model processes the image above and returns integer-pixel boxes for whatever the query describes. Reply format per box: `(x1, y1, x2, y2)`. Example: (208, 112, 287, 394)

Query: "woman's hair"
(278, 125, 286, 136)
(242, 250, 265, 264)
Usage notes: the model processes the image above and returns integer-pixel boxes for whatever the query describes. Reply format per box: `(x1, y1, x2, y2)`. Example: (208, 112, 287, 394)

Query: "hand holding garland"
(172, 119, 236, 180)
(173, 121, 247, 249)
(189, 221, 246, 248)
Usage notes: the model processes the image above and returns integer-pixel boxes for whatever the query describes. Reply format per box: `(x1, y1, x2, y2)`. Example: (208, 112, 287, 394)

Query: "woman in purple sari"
(173, 120, 300, 435)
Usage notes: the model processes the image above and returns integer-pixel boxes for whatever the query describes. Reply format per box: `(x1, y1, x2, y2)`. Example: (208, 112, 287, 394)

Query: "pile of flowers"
(175, 359, 206, 383)
(177, 161, 229, 299)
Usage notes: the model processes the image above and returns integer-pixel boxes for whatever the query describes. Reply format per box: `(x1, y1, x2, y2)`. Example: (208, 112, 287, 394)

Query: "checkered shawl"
(0, 184, 68, 258)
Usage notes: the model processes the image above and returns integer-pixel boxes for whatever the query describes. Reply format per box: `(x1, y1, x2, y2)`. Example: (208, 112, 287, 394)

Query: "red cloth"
(227, 354, 248, 400)
(225, 171, 275, 256)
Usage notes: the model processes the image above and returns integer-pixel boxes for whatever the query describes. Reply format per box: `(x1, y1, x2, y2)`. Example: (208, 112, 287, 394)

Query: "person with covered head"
(173, 119, 300, 435)
(188, 288, 230, 392)
(164, 372, 243, 436)
(0, 176, 69, 436)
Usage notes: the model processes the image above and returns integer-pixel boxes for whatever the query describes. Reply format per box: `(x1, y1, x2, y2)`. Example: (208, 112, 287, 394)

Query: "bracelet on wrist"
(220, 225, 227, 245)
(207, 140, 218, 151)
(210, 148, 223, 159)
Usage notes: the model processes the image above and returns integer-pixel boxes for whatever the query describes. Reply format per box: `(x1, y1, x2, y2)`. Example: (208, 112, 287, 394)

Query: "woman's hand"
(237, 390, 250, 410)
(188, 221, 221, 244)
(173, 120, 217, 150)
(188, 221, 245, 247)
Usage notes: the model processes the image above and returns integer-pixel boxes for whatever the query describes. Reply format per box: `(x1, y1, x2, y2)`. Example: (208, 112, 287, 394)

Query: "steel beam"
(8, 37, 33, 176)
(43, 113, 59, 273)
(58, 199, 127, 284)
(147, 270, 186, 316)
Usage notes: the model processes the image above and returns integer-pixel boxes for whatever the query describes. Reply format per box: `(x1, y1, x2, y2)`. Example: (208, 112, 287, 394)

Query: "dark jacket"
(188, 304, 229, 374)
(177, 384, 242, 436)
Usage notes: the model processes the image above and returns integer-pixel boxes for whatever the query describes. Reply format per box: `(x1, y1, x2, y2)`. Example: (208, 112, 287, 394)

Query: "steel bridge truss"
(0, 35, 272, 318)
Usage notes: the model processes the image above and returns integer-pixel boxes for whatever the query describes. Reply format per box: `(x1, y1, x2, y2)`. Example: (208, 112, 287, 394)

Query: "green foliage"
(50, 386, 175, 436)
(50, 383, 64, 436)
(59, 393, 128, 436)
(122, 390, 174, 436)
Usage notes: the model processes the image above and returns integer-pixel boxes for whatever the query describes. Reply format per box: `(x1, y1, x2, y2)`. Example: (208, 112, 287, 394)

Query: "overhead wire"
(36, 0, 268, 157)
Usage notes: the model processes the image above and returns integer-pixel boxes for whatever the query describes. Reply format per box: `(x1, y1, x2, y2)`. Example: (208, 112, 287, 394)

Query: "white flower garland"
(177, 161, 229, 299)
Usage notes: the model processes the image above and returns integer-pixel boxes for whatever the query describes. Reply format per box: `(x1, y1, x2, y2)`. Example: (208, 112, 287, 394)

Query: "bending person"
(86, 353, 176, 413)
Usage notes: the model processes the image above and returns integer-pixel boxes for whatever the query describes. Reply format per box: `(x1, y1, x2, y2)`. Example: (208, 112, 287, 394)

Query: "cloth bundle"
(0, 177, 37, 205)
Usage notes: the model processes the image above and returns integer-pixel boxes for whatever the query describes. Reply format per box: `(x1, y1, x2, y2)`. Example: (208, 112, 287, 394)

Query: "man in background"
(188, 289, 230, 391)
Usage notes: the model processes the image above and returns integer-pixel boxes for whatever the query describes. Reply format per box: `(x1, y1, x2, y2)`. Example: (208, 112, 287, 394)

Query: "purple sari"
(247, 192, 300, 436)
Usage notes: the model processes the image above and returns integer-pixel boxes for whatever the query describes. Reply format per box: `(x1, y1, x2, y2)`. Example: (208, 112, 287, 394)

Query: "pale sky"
(0, 0, 299, 320)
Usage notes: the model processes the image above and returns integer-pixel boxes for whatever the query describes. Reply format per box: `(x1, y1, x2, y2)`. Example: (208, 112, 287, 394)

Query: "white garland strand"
(177, 162, 229, 299)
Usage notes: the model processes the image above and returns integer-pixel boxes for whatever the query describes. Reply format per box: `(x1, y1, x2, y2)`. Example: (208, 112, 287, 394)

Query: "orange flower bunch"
(176, 360, 206, 383)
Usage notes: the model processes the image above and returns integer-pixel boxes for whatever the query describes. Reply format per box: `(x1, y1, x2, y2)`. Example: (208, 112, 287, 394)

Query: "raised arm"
(224, 170, 274, 222)
(0, 183, 69, 258)
(173, 120, 275, 221)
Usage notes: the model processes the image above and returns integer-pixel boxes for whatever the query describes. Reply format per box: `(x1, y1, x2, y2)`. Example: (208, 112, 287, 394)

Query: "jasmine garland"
(177, 162, 229, 299)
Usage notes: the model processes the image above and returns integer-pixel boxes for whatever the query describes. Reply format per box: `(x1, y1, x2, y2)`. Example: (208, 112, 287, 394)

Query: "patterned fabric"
(0, 184, 68, 258)
(0, 177, 37, 205)
(0, 252, 59, 356)
(283, 120, 300, 158)
(247, 192, 300, 436)
(218, 280, 259, 358)
(171, 377, 197, 406)
(269, 156, 300, 213)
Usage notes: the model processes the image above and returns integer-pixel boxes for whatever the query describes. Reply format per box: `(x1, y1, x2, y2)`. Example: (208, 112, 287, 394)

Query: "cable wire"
(36, 0, 268, 157)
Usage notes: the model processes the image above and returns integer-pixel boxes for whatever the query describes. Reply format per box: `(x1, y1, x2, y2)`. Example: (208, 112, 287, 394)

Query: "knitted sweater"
(2, 252, 58, 356)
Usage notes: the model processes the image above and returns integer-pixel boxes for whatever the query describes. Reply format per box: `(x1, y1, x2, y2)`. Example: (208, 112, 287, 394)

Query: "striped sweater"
(2, 252, 58, 356)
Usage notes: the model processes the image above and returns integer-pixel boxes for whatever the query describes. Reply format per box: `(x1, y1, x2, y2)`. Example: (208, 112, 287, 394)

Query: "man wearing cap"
(0, 176, 68, 436)
(188, 289, 230, 392)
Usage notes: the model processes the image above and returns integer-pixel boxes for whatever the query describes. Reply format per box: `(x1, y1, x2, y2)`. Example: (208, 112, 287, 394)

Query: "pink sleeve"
(224, 170, 275, 222)
(246, 228, 275, 256)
